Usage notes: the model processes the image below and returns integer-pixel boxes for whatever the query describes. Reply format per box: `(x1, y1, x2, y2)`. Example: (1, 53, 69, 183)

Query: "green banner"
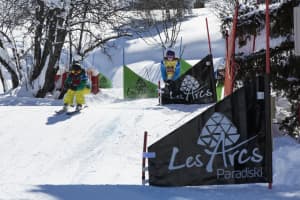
(180, 59, 192, 75)
(99, 73, 112, 88)
(216, 81, 224, 101)
(123, 65, 158, 99)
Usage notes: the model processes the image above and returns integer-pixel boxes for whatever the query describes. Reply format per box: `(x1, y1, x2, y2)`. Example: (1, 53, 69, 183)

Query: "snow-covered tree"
(0, 0, 31, 92)
(21, 0, 130, 97)
(215, 0, 300, 139)
(210, 0, 258, 36)
(66, 0, 130, 62)
(0, 33, 20, 92)
(131, 0, 195, 49)
(28, 0, 69, 97)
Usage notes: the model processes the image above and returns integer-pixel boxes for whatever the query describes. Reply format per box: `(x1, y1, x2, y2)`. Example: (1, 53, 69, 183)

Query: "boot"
(76, 104, 82, 111)
(63, 104, 69, 112)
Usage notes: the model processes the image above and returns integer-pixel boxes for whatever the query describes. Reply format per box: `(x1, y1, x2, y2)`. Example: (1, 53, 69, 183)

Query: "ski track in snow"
(1, 91, 300, 200)
(0, 92, 211, 186)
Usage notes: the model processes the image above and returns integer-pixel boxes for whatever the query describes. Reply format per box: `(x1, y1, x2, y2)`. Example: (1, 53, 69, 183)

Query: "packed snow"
(0, 89, 300, 200)
(0, 6, 300, 200)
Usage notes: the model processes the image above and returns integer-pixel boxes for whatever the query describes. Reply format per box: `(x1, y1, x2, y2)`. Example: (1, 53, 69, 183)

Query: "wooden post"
(142, 131, 148, 185)
(252, 33, 256, 53)
(225, 30, 229, 58)
(224, 1, 239, 96)
(206, 18, 212, 55)
(265, 0, 273, 190)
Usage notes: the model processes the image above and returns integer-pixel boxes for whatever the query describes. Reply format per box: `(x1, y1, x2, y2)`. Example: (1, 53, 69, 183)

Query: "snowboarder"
(160, 49, 181, 93)
(160, 49, 180, 83)
(62, 62, 88, 112)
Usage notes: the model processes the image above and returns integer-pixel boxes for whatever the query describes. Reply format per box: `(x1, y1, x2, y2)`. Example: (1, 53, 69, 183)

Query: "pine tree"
(217, 0, 300, 139)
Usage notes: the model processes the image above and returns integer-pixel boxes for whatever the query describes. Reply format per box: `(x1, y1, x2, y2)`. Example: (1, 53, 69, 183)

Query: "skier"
(62, 62, 88, 112)
(160, 49, 181, 92)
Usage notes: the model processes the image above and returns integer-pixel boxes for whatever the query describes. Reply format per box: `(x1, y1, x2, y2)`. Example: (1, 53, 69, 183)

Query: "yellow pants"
(83, 87, 91, 95)
(64, 89, 86, 105)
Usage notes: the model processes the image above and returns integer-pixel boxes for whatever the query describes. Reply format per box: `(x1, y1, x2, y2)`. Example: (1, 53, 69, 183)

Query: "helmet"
(71, 63, 82, 71)
(166, 50, 175, 57)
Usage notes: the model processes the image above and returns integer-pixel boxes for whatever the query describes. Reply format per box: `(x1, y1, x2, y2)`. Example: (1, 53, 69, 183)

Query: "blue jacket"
(160, 59, 180, 81)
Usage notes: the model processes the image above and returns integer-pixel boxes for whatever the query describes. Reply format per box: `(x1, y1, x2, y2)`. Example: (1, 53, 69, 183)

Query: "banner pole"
(225, 30, 229, 58)
(224, 1, 239, 96)
(205, 18, 212, 55)
(252, 33, 256, 53)
(142, 131, 148, 185)
(179, 37, 183, 59)
(158, 81, 161, 105)
(265, 0, 273, 189)
(123, 48, 125, 99)
(123, 47, 125, 66)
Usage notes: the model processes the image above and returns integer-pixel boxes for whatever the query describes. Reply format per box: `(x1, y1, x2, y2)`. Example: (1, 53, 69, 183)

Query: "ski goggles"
(167, 56, 175, 60)
(71, 69, 81, 74)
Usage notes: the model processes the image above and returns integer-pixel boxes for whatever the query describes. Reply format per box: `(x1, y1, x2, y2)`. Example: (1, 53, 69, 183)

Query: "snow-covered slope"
(84, 8, 225, 88)
(0, 90, 300, 200)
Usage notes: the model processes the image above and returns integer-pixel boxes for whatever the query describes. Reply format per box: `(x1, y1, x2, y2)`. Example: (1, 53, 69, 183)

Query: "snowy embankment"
(84, 8, 225, 88)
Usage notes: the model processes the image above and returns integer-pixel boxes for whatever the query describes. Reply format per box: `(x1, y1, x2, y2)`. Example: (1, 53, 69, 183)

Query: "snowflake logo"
(180, 75, 200, 94)
(197, 112, 239, 148)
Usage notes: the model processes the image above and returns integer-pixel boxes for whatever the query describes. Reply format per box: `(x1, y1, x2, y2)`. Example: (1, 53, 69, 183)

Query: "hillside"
(83, 8, 225, 88)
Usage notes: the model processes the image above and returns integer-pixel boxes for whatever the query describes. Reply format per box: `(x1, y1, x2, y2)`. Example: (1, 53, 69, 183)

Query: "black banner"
(161, 55, 217, 104)
(148, 77, 272, 186)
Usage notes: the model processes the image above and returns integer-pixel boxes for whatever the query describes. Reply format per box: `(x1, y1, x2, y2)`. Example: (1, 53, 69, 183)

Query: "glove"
(165, 80, 174, 85)
(64, 81, 71, 89)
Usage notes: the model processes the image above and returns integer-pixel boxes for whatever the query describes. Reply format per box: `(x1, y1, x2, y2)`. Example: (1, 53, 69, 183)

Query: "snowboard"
(55, 105, 87, 115)
(66, 109, 81, 116)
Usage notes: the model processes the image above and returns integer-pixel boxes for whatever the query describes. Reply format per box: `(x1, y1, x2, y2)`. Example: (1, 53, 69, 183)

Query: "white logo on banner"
(180, 75, 200, 93)
(197, 112, 239, 148)
(168, 112, 264, 180)
(170, 75, 212, 101)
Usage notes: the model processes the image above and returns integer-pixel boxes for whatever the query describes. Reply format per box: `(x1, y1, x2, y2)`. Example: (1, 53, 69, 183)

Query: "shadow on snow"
(46, 112, 79, 125)
(29, 184, 300, 200)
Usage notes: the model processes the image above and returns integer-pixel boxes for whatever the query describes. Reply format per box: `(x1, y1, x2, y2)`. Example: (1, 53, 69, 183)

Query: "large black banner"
(161, 55, 217, 104)
(148, 77, 272, 186)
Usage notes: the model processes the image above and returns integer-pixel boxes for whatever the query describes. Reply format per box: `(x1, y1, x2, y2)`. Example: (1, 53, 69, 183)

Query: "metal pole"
(123, 48, 125, 66)
(179, 37, 183, 57)
(158, 81, 161, 105)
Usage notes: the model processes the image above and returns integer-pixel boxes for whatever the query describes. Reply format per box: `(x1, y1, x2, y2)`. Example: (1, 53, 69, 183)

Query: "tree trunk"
(30, 0, 45, 83)
(0, 57, 19, 89)
(77, 1, 90, 57)
(0, 67, 6, 92)
(0, 37, 19, 90)
(35, 8, 68, 98)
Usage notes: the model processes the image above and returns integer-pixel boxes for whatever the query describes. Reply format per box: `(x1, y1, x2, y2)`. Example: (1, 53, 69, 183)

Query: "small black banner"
(161, 55, 217, 104)
(149, 77, 272, 186)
